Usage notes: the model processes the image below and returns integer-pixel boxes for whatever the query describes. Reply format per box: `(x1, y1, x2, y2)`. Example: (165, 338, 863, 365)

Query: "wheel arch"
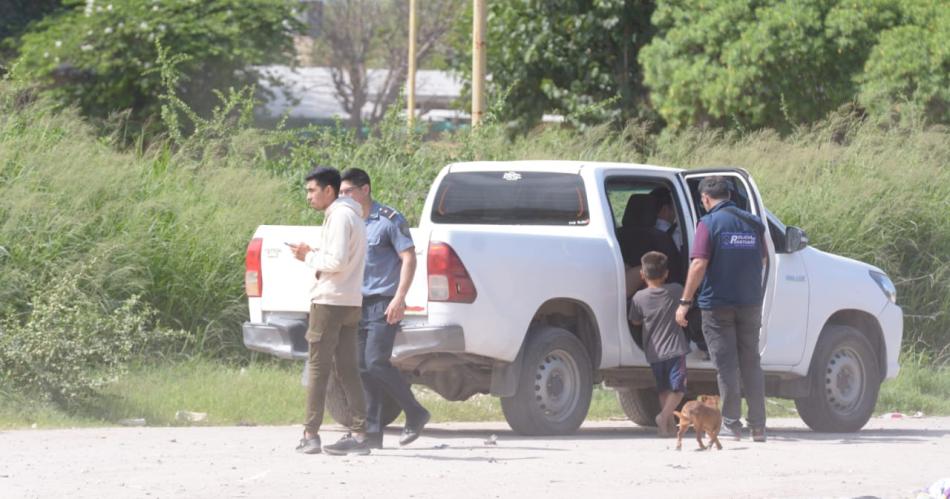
(821, 309, 886, 382)
(490, 298, 602, 399)
(529, 297, 602, 371)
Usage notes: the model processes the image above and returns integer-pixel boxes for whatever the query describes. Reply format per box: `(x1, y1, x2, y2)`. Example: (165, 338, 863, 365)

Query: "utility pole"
(471, 0, 486, 127)
(407, 0, 418, 127)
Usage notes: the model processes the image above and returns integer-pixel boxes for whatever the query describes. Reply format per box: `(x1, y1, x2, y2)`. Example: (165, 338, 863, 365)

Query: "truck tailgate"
(251, 225, 430, 316)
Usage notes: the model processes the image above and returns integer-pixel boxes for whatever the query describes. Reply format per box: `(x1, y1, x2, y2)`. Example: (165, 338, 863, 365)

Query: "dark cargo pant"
(304, 303, 366, 434)
(701, 305, 766, 430)
(358, 295, 427, 434)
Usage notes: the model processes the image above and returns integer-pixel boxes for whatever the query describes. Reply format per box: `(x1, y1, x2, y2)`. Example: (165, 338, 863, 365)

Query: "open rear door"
(679, 168, 809, 367)
(678, 169, 775, 356)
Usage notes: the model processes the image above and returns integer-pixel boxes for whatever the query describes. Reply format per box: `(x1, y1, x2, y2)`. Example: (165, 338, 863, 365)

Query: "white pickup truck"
(243, 161, 903, 436)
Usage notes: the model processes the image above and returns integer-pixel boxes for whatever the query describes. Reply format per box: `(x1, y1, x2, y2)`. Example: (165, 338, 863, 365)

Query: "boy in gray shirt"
(628, 251, 691, 436)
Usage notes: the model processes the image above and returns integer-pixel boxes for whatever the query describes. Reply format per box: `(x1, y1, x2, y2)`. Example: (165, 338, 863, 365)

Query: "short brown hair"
(641, 251, 668, 280)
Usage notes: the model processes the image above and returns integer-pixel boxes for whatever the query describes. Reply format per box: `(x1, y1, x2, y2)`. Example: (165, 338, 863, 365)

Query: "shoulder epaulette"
(378, 205, 399, 220)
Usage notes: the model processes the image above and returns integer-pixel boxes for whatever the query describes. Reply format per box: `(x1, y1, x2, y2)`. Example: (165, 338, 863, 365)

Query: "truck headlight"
(869, 270, 897, 304)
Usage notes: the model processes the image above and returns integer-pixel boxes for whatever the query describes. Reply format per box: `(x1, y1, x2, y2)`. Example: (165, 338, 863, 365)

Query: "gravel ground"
(2, 416, 949, 498)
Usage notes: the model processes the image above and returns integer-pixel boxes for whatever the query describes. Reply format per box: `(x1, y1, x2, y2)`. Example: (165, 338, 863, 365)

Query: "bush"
(641, 0, 950, 130)
(0, 266, 182, 407)
(0, 81, 301, 359)
(11, 0, 299, 127)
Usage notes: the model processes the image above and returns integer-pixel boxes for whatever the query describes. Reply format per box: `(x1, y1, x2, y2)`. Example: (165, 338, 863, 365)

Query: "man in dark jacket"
(675, 176, 768, 443)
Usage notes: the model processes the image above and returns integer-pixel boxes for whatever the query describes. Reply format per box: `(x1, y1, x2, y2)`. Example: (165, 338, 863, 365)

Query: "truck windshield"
(431, 171, 589, 225)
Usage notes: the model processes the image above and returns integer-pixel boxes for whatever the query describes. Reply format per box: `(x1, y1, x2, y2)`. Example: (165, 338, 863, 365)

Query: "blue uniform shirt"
(362, 201, 415, 297)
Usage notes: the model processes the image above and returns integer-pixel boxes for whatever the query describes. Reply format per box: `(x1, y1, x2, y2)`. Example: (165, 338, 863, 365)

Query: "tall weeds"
(1, 82, 947, 364)
(0, 82, 305, 359)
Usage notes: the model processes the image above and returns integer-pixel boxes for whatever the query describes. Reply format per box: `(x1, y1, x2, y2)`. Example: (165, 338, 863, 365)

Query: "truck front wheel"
(501, 326, 593, 436)
(795, 325, 881, 432)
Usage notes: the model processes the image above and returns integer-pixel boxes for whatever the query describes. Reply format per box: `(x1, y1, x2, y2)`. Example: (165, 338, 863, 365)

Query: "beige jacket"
(304, 196, 367, 307)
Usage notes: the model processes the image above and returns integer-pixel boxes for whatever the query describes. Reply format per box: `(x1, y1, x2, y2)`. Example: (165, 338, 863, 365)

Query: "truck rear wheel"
(795, 325, 881, 432)
(501, 326, 593, 436)
(616, 387, 661, 427)
(326, 369, 401, 429)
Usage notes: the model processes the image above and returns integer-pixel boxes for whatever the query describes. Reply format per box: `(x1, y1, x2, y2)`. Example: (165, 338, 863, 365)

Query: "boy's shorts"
(650, 355, 687, 393)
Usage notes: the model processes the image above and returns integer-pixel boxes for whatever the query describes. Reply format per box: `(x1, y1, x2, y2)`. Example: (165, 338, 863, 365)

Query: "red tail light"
(245, 237, 263, 297)
(427, 241, 477, 303)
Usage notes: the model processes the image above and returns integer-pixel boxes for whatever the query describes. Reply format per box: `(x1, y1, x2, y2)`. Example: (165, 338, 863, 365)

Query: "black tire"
(501, 326, 593, 436)
(616, 387, 661, 427)
(326, 368, 402, 429)
(795, 325, 881, 432)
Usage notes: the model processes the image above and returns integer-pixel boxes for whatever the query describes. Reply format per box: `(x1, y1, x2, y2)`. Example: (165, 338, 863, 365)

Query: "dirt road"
(2, 416, 949, 498)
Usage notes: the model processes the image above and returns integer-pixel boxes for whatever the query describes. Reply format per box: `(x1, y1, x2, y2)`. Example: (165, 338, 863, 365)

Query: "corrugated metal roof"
(256, 65, 463, 121)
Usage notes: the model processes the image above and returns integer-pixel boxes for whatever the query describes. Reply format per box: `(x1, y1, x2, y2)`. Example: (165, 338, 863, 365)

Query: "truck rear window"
(431, 171, 589, 225)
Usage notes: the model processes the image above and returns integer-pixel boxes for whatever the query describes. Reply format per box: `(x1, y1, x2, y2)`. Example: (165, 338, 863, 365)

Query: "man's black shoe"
(399, 410, 431, 446)
(295, 433, 322, 454)
(323, 433, 371, 456)
(365, 432, 384, 449)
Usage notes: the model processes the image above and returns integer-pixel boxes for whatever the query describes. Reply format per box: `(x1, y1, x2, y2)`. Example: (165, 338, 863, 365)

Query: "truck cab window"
(605, 178, 686, 284)
(686, 175, 754, 219)
(432, 171, 589, 226)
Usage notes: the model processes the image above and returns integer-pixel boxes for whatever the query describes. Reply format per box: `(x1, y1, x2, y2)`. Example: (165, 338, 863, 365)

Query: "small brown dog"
(673, 394, 723, 451)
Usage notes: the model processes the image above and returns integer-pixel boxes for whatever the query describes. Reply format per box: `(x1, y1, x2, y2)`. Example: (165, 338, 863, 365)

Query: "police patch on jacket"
(720, 232, 758, 249)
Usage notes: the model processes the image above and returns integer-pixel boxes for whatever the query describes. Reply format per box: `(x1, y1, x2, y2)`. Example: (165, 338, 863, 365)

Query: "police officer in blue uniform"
(340, 168, 431, 448)
(675, 175, 768, 443)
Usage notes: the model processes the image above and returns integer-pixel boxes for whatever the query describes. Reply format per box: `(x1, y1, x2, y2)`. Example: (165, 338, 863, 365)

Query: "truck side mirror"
(785, 226, 808, 253)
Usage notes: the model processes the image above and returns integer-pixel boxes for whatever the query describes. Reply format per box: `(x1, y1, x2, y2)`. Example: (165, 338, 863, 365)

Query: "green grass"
(878, 351, 950, 416)
(4, 357, 948, 430)
(2, 83, 948, 426)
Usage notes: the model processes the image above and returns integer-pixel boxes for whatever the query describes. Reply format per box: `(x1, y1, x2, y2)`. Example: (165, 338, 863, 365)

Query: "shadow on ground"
(380, 422, 950, 446)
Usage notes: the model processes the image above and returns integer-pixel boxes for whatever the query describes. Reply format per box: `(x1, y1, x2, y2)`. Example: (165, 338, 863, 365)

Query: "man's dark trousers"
(358, 295, 427, 434)
(701, 305, 766, 430)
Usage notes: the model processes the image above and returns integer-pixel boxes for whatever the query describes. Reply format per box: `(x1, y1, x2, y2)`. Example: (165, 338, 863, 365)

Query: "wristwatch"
(678, 299, 693, 306)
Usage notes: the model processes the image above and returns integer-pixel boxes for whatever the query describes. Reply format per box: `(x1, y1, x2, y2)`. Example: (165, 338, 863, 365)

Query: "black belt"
(364, 294, 394, 302)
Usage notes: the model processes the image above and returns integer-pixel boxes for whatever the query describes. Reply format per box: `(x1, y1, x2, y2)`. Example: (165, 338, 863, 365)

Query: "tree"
(0, 0, 64, 43)
(640, 0, 950, 130)
(13, 0, 301, 126)
(450, 0, 658, 132)
(0, 0, 64, 68)
(858, 3, 950, 124)
(310, 0, 461, 132)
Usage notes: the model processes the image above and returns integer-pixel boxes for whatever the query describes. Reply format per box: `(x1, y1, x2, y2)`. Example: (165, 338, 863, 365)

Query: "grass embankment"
(1, 84, 948, 427)
(3, 357, 949, 429)
(3, 90, 948, 362)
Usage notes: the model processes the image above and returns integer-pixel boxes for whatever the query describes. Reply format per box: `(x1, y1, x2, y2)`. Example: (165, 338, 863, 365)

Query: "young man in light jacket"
(289, 166, 371, 456)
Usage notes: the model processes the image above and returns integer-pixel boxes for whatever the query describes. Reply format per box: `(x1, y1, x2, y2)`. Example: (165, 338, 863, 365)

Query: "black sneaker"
(721, 421, 742, 441)
(295, 433, 322, 454)
(751, 427, 767, 442)
(399, 410, 431, 447)
(365, 432, 384, 449)
(323, 433, 371, 456)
